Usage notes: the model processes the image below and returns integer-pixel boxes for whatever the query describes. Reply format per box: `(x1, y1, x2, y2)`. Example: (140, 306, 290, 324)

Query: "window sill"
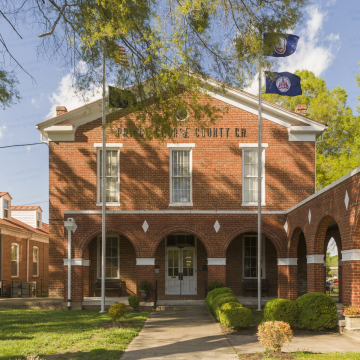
(96, 203, 120, 207)
(11, 276, 19, 278)
(242, 203, 266, 207)
(169, 203, 193, 207)
(243, 277, 266, 279)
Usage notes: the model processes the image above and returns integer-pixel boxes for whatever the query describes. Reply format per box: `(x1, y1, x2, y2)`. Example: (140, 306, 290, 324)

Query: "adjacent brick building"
(36, 76, 359, 309)
(0, 193, 49, 296)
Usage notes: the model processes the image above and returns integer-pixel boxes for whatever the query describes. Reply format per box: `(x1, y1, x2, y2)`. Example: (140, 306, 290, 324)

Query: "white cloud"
(46, 62, 103, 119)
(26, 146, 31, 153)
(244, 5, 341, 95)
(0, 125, 6, 139)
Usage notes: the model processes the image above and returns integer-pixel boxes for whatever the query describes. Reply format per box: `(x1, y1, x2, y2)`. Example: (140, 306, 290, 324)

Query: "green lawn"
(0, 308, 150, 360)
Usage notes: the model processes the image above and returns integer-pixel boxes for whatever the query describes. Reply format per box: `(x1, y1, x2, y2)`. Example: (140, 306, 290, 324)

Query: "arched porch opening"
(297, 232, 307, 297)
(226, 232, 279, 297)
(154, 232, 208, 298)
(83, 232, 137, 298)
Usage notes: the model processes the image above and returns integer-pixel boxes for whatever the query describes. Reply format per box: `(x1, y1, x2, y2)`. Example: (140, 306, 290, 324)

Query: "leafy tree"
(0, 69, 20, 109)
(263, 69, 360, 190)
(0, 0, 308, 130)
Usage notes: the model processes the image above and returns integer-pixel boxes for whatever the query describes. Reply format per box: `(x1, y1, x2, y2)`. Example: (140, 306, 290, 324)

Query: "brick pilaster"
(208, 265, 226, 286)
(307, 263, 325, 293)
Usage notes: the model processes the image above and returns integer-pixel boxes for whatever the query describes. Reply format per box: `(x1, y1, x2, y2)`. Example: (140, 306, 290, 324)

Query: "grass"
(0, 308, 150, 360)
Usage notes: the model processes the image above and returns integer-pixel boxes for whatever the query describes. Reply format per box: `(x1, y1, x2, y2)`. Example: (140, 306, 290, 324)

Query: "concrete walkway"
(120, 306, 238, 360)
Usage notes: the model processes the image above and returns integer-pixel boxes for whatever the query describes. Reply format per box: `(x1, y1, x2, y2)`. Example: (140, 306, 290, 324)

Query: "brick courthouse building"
(36, 77, 360, 309)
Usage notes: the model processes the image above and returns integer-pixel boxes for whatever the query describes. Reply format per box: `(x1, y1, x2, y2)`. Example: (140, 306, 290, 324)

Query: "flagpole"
(100, 38, 107, 313)
(257, 33, 263, 312)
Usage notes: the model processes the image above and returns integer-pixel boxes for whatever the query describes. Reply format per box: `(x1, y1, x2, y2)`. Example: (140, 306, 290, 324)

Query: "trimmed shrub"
(257, 321, 293, 351)
(205, 287, 234, 314)
(295, 292, 337, 330)
(108, 302, 126, 322)
(213, 294, 239, 319)
(128, 295, 140, 310)
(264, 298, 298, 327)
(218, 302, 251, 328)
(208, 280, 224, 292)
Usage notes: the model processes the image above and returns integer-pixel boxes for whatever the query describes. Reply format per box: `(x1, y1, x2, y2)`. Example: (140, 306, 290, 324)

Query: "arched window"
(33, 247, 39, 277)
(11, 243, 19, 277)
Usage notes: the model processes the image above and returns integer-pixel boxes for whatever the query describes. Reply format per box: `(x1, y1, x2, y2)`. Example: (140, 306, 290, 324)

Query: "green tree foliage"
(1, 0, 307, 125)
(0, 69, 20, 109)
(263, 69, 360, 189)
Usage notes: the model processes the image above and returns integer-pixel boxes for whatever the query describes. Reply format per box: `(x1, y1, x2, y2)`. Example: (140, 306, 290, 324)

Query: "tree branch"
(38, 0, 67, 37)
(0, 10, 22, 39)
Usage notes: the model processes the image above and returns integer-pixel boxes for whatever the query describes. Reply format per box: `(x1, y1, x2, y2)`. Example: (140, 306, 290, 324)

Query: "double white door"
(165, 247, 197, 295)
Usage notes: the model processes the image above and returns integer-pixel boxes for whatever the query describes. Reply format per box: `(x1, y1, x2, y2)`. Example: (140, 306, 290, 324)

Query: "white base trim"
(342, 249, 360, 262)
(63, 258, 90, 266)
(306, 255, 324, 264)
(167, 143, 195, 148)
(239, 143, 268, 148)
(277, 258, 298, 266)
(136, 258, 155, 266)
(207, 258, 226, 266)
(94, 143, 123, 147)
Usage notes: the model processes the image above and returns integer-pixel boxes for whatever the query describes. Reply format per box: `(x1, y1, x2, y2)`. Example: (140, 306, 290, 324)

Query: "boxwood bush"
(128, 295, 140, 310)
(213, 294, 239, 319)
(295, 292, 337, 330)
(205, 287, 234, 314)
(264, 298, 298, 327)
(218, 302, 251, 328)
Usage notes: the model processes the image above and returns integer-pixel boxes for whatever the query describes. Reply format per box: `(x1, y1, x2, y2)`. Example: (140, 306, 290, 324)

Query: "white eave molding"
(41, 125, 75, 142)
(288, 125, 324, 142)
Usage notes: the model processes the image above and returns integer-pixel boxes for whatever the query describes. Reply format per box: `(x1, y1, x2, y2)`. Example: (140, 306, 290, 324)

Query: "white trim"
(306, 254, 324, 264)
(96, 203, 120, 207)
(136, 258, 155, 265)
(242, 147, 266, 207)
(94, 143, 123, 148)
(288, 126, 318, 142)
(63, 258, 89, 266)
(239, 143, 268, 148)
(207, 258, 226, 265)
(169, 147, 193, 206)
(63, 209, 287, 215)
(277, 258, 298, 266)
(44, 125, 73, 132)
(167, 143, 195, 148)
(341, 249, 360, 262)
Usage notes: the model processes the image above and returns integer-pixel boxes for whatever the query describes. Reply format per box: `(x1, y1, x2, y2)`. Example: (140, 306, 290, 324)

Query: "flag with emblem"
(265, 71, 302, 96)
(263, 34, 299, 57)
(114, 45, 130, 67)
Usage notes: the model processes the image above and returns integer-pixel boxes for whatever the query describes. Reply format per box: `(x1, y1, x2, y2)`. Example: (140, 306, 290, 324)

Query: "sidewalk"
(120, 306, 239, 360)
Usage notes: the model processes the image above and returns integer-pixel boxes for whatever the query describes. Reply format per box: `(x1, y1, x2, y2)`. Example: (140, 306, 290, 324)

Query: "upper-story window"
(11, 243, 19, 277)
(95, 144, 122, 206)
(167, 144, 194, 206)
(36, 212, 41, 228)
(240, 144, 267, 206)
(33, 247, 39, 277)
(4, 200, 9, 218)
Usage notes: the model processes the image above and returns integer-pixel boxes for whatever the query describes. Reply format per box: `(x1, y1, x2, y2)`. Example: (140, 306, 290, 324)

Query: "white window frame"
(33, 246, 39, 277)
(168, 144, 195, 206)
(11, 243, 19, 277)
(242, 235, 266, 279)
(36, 212, 41, 228)
(4, 199, 9, 219)
(97, 234, 120, 279)
(95, 143, 122, 206)
(240, 143, 267, 206)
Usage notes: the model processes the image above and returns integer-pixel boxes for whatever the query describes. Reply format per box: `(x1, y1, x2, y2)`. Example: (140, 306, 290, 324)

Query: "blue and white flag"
(265, 71, 302, 96)
(263, 34, 299, 57)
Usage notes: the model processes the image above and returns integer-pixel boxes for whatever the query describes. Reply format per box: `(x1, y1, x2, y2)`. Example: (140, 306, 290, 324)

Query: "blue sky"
(0, 0, 359, 227)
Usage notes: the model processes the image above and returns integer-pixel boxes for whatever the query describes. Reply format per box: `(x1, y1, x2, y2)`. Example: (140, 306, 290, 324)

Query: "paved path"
(120, 307, 239, 360)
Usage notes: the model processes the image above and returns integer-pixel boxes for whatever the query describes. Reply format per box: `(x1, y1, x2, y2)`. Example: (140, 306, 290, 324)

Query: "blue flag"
(265, 71, 302, 96)
(263, 34, 299, 57)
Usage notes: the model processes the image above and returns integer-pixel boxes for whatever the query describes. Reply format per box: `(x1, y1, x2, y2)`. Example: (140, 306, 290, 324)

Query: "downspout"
(40, 133, 49, 144)
(314, 133, 324, 193)
(64, 218, 77, 310)
(26, 237, 29, 282)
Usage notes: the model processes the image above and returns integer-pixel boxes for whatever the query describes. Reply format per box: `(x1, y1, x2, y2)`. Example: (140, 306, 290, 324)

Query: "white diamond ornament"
(214, 220, 220, 233)
(284, 220, 288, 233)
(345, 191, 349, 210)
(308, 209, 311, 224)
(142, 220, 149, 233)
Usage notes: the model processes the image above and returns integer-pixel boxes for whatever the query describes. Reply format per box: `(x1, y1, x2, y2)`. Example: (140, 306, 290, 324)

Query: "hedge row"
(205, 288, 251, 329)
(264, 292, 337, 330)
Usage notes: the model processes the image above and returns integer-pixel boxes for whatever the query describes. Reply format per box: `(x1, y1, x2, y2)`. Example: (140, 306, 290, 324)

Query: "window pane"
(33, 262, 38, 276)
(11, 261, 17, 277)
(168, 268, 173, 276)
(167, 236, 177, 246)
(33, 248, 38, 262)
(11, 245, 17, 260)
(174, 268, 179, 276)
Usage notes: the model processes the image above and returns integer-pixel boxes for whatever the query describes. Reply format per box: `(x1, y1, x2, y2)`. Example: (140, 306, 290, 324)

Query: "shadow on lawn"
(0, 349, 123, 360)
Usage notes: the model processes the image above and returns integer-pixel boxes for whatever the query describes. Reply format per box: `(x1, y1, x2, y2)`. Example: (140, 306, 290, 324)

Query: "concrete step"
(155, 305, 206, 311)
(343, 329, 360, 342)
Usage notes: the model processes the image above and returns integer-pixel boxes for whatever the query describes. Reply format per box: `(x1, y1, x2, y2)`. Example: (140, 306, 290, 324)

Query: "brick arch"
(78, 227, 141, 258)
(313, 212, 343, 255)
(150, 226, 212, 257)
(351, 207, 360, 249)
(289, 227, 307, 258)
(223, 225, 284, 258)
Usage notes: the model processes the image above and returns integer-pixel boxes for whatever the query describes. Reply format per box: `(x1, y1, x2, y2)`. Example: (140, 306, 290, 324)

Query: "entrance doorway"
(165, 234, 197, 295)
